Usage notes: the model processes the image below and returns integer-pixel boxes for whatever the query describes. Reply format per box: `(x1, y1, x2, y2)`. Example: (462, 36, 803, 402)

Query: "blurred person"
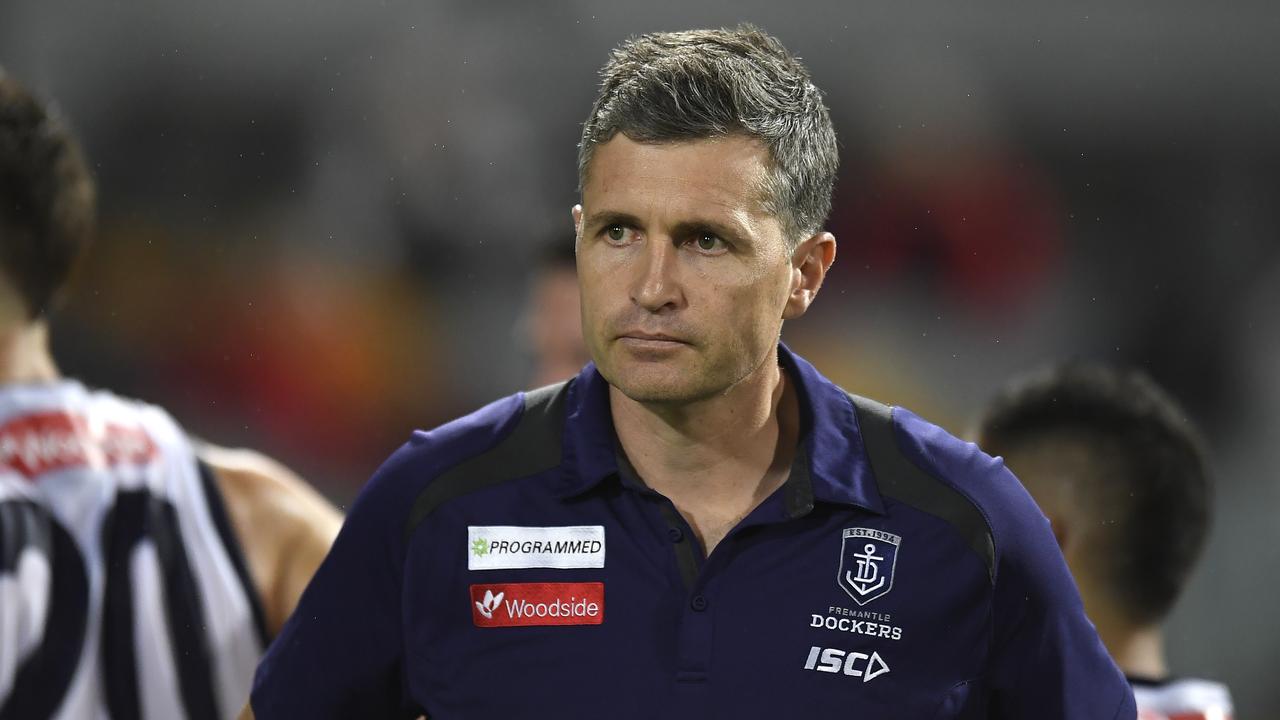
(248, 25, 1132, 718)
(973, 363, 1232, 720)
(0, 69, 342, 719)
(521, 241, 589, 387)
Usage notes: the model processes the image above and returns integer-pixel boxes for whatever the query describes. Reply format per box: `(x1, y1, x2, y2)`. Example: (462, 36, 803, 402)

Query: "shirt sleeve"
(887, 407, 1135, 717)
(249, 440, 424, 719)
(249, 392, 526, 718)
(986, 461, 1137, 719)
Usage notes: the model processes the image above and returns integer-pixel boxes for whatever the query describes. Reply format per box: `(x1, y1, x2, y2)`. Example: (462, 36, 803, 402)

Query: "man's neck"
(0, 320, 61, 385)
(1070, 560, 1169, 680)
(1103, 622, 1168, 681)
(1083, 593, 1168, 680)
(609, 357, 799, 553)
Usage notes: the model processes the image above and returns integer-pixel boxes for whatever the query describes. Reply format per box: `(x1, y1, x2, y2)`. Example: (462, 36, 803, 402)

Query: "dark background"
(3, 0, 1276, 713)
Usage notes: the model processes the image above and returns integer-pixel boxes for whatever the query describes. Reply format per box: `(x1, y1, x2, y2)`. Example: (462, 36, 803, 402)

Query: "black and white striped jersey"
(1132, 676, 1234, 720)
(0, 380, 266, 720)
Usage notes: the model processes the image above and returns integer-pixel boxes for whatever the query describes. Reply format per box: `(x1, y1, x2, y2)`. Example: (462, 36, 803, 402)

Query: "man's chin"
(598, 358, 707, 405)
(613, 382, 696, 405)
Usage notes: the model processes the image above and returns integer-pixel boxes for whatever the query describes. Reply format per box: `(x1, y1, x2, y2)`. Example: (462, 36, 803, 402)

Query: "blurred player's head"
(0, 70, 95, 327)
(578, 25, 837, 250)
(523, 241, 588, 386)
(973, 363, 1212, 634)
(572, 26, 838, 404)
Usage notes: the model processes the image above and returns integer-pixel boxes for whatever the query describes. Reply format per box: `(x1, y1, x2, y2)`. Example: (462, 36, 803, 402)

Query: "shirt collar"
(555, 362, 619, 496)
(780, 343, 884, 514)
(555, 344, 885, 516)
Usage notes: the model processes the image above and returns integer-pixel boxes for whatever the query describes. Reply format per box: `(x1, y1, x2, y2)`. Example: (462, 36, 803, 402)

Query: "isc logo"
(803, 646, 891, 683)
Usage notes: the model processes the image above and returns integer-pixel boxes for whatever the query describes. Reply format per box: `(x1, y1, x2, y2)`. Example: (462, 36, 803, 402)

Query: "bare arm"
(197, 444, 343, 639)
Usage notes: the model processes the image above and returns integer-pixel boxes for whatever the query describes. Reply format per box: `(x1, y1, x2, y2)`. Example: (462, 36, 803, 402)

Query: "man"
(520, 242, 590, 387)
(249, 26, 1133, 718)
(0, 70, 342, 719)
(973, 363, 1233, 720)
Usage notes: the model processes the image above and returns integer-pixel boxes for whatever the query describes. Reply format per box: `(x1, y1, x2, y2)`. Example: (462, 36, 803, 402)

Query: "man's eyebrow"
(583, 211, 753, 244)
(670, 218, 751, 245)
(582, 210, 642, 233)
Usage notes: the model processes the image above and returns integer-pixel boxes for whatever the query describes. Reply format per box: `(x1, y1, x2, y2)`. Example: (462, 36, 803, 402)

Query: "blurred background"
(2, 0, 1276, 713)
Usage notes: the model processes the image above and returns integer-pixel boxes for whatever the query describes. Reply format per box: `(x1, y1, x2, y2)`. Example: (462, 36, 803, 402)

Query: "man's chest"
(402, 497, 995, 719)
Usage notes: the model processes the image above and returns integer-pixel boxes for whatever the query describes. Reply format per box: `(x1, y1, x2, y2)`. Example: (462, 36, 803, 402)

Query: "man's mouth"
(616, 331, 690, 349)
(621, 331, 684, 342)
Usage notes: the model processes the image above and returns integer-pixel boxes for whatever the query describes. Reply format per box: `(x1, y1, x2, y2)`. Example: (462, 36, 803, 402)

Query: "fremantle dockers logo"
(837, 528, 901, 605)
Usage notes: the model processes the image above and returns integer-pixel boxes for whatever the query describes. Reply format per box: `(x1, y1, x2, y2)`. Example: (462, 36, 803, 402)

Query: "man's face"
(574, 134, 798, 404)
(527, 265, 590, 386)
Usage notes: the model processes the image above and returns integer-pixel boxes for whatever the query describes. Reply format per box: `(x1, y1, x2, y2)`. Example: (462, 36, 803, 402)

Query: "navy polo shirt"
(252, 345, 1134, 719)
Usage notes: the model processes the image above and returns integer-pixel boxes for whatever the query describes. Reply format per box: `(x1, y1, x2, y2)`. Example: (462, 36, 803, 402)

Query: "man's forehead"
(582, 134, 775, 219)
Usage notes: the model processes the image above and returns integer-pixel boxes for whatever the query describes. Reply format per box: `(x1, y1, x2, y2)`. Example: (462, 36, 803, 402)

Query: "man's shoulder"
(0, 379, 181, 434)
(358, 381, 572, 543)
(845, 396, 1053, 584)
(852, 397, 1109, 661)
(881, 404, 1022, 525)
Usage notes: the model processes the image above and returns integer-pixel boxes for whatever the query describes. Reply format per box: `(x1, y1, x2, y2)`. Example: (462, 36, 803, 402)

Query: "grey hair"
(578, 24, 839, 248)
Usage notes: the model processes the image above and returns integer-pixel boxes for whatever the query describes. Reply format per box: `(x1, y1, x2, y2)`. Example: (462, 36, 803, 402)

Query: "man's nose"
(630, 238, 683, 313)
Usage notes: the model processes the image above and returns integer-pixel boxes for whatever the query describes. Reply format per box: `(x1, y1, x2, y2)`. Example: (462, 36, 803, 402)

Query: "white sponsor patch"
(467, 525, 605, 570)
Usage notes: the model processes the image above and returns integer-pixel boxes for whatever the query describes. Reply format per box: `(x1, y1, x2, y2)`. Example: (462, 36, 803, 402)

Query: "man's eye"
(695, 233, 725, 252)
(606, 225, 628, 243)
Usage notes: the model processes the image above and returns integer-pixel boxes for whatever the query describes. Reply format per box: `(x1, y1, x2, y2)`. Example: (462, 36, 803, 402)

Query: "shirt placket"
(614, 447, 815, 717)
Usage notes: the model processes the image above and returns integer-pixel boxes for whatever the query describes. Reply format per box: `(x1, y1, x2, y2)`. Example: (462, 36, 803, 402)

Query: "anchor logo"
(837, 528, 901, 605)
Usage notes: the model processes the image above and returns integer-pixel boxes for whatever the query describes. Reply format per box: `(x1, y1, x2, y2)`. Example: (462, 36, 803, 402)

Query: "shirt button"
(667, 526, 684, 543)
(691, 595, 708, 611)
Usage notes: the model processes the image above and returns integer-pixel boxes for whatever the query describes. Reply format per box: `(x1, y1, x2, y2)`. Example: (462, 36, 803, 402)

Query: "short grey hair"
(578, 25, 838, 247)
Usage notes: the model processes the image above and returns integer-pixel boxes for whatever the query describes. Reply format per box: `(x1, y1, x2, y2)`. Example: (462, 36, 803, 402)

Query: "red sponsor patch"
(0, 411, 158, 480)
(470, 583, 604, 628)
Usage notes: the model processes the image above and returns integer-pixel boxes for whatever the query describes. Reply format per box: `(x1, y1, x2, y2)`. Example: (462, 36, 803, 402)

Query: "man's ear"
(571, 205, 584, 247)
(782, 231, 836, 320)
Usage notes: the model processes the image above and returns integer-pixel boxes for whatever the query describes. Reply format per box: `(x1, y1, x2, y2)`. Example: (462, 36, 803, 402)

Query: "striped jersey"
(1133, 676, 1234, 720)
(0, 380, 265, 720)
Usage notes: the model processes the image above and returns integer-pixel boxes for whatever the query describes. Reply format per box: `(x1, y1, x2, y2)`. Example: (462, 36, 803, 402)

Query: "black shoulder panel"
(403, 381, 570, 542)
(847, 393, 996, 583)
